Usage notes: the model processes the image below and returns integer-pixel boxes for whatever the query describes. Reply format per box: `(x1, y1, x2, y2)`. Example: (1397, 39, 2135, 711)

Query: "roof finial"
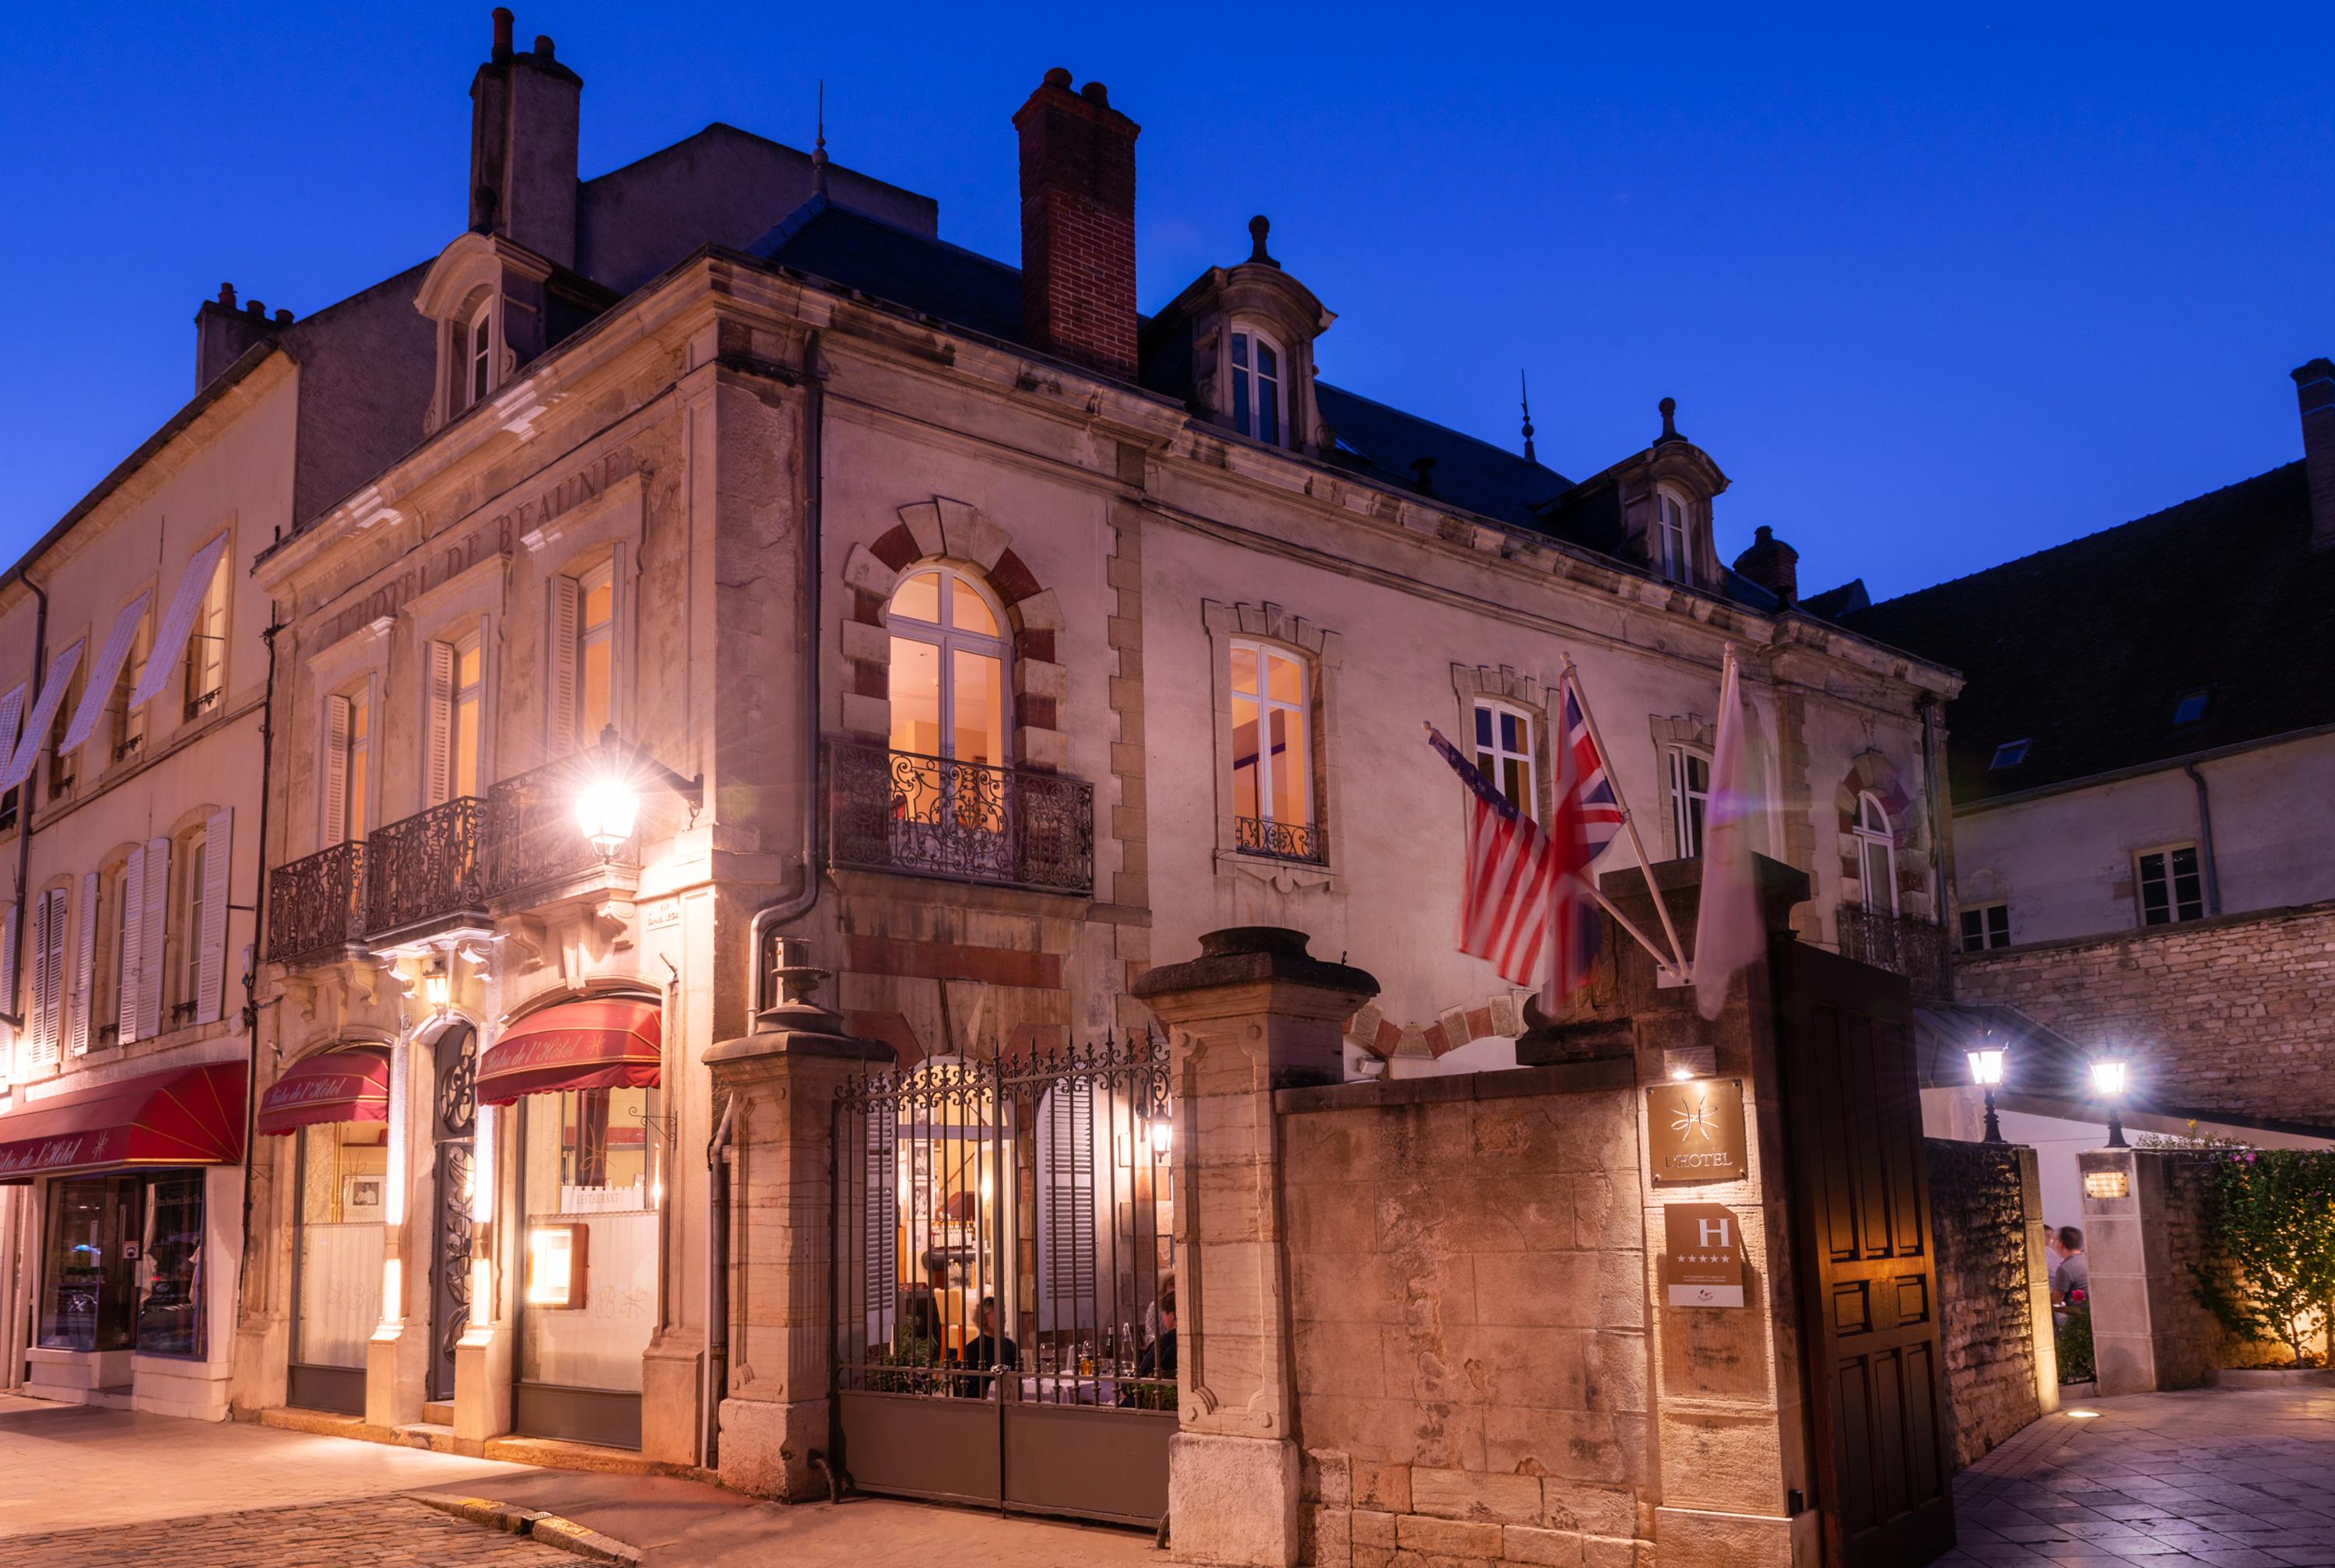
(1520, 370, 1538, 465)
(1247, 214, 1278, 268)
(1657, 395, 1680, 444)
(811, 80, 829, 197)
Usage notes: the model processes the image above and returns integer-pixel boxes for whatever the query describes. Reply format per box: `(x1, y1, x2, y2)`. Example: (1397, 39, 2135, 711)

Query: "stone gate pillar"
(1132, 926, 1378, 1568)
(704, 956, 891, 1499)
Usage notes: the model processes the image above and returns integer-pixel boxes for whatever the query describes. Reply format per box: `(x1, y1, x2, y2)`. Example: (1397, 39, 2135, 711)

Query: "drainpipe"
(2182, 762, 2224, 916)
(234, 617, 283, 1335)
(746, 328, 827, 991)
(3, 571, 49, 1033)
(700, 1089, 739, 1468)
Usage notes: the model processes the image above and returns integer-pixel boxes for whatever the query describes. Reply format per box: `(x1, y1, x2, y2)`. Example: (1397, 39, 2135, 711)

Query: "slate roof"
(1843, 462, 2335, 804)
(750, 198, 1583, 538)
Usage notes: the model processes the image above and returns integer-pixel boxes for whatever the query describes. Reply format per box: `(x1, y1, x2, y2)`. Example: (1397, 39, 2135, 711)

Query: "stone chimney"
(1013, 68, 1140, 380)
(1732, 524, 1800, 605)
(468, 8, 581, 269)
(2291, 357, 2335, 550)
(193, 282, 286, 391)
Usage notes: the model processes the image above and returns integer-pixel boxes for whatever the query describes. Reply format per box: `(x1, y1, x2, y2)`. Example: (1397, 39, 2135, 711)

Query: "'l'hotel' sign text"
(1645, 1079, 1748, 1185)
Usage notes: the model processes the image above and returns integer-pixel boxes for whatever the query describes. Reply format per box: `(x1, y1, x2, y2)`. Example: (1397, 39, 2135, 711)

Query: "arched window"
(1653, 489, 1692, 584)
(1231, 328, 1283, 446)
(1854, 791, 1896, 913)
(887, 565, 1008, 767)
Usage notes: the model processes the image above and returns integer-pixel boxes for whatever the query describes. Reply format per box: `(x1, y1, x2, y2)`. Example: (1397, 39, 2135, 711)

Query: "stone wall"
(1925, 1139, 2049, 1467)
(1278, 1075, 1652, 1567)
(1955, 900, 2335, 1127)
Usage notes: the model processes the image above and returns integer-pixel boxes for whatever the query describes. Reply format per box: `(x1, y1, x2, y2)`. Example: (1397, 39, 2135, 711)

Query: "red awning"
(477, 998, 662, 1106)
(257, 1048, 391, 1137)
(0, 1061, 248, 1180)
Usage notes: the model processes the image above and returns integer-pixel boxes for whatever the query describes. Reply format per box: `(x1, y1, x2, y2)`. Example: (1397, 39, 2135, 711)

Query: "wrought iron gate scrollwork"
(430, 1024, 479, 1401)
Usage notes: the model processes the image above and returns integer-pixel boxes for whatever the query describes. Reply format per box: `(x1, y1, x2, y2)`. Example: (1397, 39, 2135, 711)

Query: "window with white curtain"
(1231, 640, 1311, 841)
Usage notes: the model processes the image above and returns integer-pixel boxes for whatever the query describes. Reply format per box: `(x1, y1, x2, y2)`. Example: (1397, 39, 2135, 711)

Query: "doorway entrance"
(428, 1023, 477, 1403)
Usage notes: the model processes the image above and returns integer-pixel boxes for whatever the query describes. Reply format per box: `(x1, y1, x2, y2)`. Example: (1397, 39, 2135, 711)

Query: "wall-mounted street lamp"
(1967, 1038, 2007, 1145)
(574, 725, 703, 861)
(423, 957, 451, 1015)
(2090, 1056, 2130, 1149)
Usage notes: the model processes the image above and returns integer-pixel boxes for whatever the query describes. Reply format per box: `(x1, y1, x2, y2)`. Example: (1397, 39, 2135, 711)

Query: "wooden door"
(1774, 941, 1955, 1566)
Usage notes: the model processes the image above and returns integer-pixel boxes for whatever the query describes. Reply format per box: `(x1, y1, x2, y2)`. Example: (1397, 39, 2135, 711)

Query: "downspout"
(2182, 762, 2223, 916)
(1919, 693, 1954, 999)
(234, 617, 283, 1333)
(4, 571, 49, 1032)
(700, 1089, 739, 1468)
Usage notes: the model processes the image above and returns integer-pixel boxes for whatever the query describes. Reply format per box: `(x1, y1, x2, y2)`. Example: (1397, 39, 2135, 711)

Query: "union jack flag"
(1558, 675, 1626, 860)
(1426, 723, 1596, 1001)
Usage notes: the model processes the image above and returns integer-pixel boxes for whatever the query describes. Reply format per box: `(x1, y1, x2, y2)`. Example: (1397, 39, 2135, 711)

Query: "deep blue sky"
(5, 3, 2330, 602)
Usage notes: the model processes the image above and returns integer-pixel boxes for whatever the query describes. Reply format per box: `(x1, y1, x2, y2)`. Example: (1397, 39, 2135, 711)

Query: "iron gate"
(834, 1033, 1176, 1527)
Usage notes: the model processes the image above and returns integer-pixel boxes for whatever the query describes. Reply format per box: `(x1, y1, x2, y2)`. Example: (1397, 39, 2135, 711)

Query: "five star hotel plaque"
(1645, 1078, 1747, 1185)
(1661, 1201, 1746, 1307)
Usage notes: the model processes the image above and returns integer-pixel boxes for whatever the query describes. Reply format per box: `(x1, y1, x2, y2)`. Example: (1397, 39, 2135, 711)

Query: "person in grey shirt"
(2050, 1226, 2089, 1305)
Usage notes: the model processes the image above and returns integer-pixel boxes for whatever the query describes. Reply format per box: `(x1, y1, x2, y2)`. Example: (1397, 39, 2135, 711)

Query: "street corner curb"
(405, 1493, 644, 1566)
(408, 1493, 544, 1535)
(529, 1513, 645, 1566)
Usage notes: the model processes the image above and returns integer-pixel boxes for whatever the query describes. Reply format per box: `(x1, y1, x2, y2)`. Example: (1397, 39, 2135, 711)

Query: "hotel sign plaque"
(1661, 1201, 1747, 1307)
(1645, 1078, 1748, 1185)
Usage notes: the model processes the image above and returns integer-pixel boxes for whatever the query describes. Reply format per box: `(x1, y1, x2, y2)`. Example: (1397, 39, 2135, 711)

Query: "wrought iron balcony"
(484, 758, 639, 908)
(828, 738, 1093, 896)
(1838, 903, 1952, 1005)
(1235, 815, 1326, 865)
(364, 796, 490, 945)
(266, 840, 367, 963)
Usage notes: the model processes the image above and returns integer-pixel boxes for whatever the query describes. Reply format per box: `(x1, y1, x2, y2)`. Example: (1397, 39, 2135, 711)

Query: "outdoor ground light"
(2091, 1057, 2130, 1149)
(1967, 1040, 2007, 1144)
(574, 725, 702, 860)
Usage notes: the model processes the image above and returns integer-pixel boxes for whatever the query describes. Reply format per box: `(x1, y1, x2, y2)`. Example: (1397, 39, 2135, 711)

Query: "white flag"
(1694, 646, 1764, 1021)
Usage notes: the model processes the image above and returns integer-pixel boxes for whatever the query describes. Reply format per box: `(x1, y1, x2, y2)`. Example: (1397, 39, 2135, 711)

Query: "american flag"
(1426, 724, 1596, 1000)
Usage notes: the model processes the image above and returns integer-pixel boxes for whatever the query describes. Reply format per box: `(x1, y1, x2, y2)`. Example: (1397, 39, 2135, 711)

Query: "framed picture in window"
(342, 1176, 384, 1222)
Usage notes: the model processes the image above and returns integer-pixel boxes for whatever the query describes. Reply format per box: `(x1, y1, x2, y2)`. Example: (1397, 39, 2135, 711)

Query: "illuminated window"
(1231, 640, 1312, 852)
(1473, 702, 1536, 819)
(576, 562, 614, 745)
(887, 566, 1007, 767)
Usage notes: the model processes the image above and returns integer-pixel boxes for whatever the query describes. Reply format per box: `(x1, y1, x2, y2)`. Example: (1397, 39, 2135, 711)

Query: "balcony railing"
(266, 840, 367, 963)
(1235, 815, 1326, 865)
(828, 739, 1094, 895)
(364, 796, 489, 942)
(1838, 903, 1952, 1005)
(484, 759, 638, 906)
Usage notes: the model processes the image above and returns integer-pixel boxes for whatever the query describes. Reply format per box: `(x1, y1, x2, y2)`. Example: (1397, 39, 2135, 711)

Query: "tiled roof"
(1844, 462, 2335, 802)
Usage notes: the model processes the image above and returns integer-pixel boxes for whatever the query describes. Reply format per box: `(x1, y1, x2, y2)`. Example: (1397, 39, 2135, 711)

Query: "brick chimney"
(193, 282, 284, 391)
(1732, 524, 1800, 605)
(2291, 357, 2335, 550)
(1013, 68, 1140, 379)
(468, 8, 581, 268)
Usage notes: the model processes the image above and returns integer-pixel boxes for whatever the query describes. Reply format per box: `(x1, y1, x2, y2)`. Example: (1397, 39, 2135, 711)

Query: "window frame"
(574, 559, 616, 749)
(1668, 745, 1712, 860)
(1958, 901, 2010, 953)
(448, 630, 484, 801)
(1652, 486, 1693, 584)
(1853, 791, 1898, 914)
(454, 292, 495, 415)
(2134, 842, 2206, 928)
(1472, 700, 1537, 822)
(884, 563, 1013, 767)
(1229, 326, 1286, 447)
(170, 827, 209, 1028)
(182, 549, 230, 724)
(1229, 637, 1315, 847)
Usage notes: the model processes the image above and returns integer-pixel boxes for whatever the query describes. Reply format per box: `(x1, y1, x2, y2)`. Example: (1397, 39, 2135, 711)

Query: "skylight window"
(2172, 688, 2211, 726)
(1989, 740, 2030, 770)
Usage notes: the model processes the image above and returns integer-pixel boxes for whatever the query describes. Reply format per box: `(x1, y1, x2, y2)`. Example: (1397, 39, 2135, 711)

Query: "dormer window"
(1654, 489, 1692, 583)
(452, 291, 495, 413)
(1231, 329, 1283, 446)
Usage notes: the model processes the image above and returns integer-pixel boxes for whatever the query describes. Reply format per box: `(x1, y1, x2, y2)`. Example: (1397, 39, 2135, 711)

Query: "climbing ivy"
(2195, 1149, 2335, 1367)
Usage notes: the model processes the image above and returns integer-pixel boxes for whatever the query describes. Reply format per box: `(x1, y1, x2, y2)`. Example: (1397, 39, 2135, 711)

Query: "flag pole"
(1560, 656, 1691, 980)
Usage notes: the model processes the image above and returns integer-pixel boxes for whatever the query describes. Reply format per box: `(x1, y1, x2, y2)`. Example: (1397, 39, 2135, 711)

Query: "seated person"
(897, 1250, 950, 1363)
(1123, 1286, 1175, 1405)
(956, 1296, 1018, 1397)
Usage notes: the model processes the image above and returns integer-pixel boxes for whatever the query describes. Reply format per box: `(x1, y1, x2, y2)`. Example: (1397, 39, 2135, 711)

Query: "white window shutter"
(0, 902, 16, 1026)
(1038, 1085, 1099, 1330)
(197, 808, 231, 1025)
(60, 591, 150, 755)
(23, 895, 47, 1068)
(548, 576, 579, 758)
(866, 1108, 897, 1334)
(68, 872, 97, 1055)
(0, 684, 25, 772)
(321, 696, 351, 845)
(118, 844, 145, 1044)
(33, 889, 65, 1068)
(136, 837, 168, 1042)
(129, 534, 230, 710)
(2, 642, 85, 791)
(425, 641, 455, 805)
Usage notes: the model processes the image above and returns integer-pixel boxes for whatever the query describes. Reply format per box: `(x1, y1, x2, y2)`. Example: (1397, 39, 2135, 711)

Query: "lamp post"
(1967, 1040, 2007, 1144)
(573, 725, 703, 861)
(2090, 1057, 2130, 1149)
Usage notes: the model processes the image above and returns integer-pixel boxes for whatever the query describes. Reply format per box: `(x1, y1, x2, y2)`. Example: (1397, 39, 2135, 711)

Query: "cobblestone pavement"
(1942, 1384, 2335, 1566)
(0, 1497, 573, 1566)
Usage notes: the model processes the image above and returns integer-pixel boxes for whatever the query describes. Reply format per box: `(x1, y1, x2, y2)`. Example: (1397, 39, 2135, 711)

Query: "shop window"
(39, 1170, 205, 1357)
(2137, 844, 2205, 926)
(295, 1121, 387, 1372)
(1959, 902, 2011, 952)
(519, 1085, 661, 1394)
